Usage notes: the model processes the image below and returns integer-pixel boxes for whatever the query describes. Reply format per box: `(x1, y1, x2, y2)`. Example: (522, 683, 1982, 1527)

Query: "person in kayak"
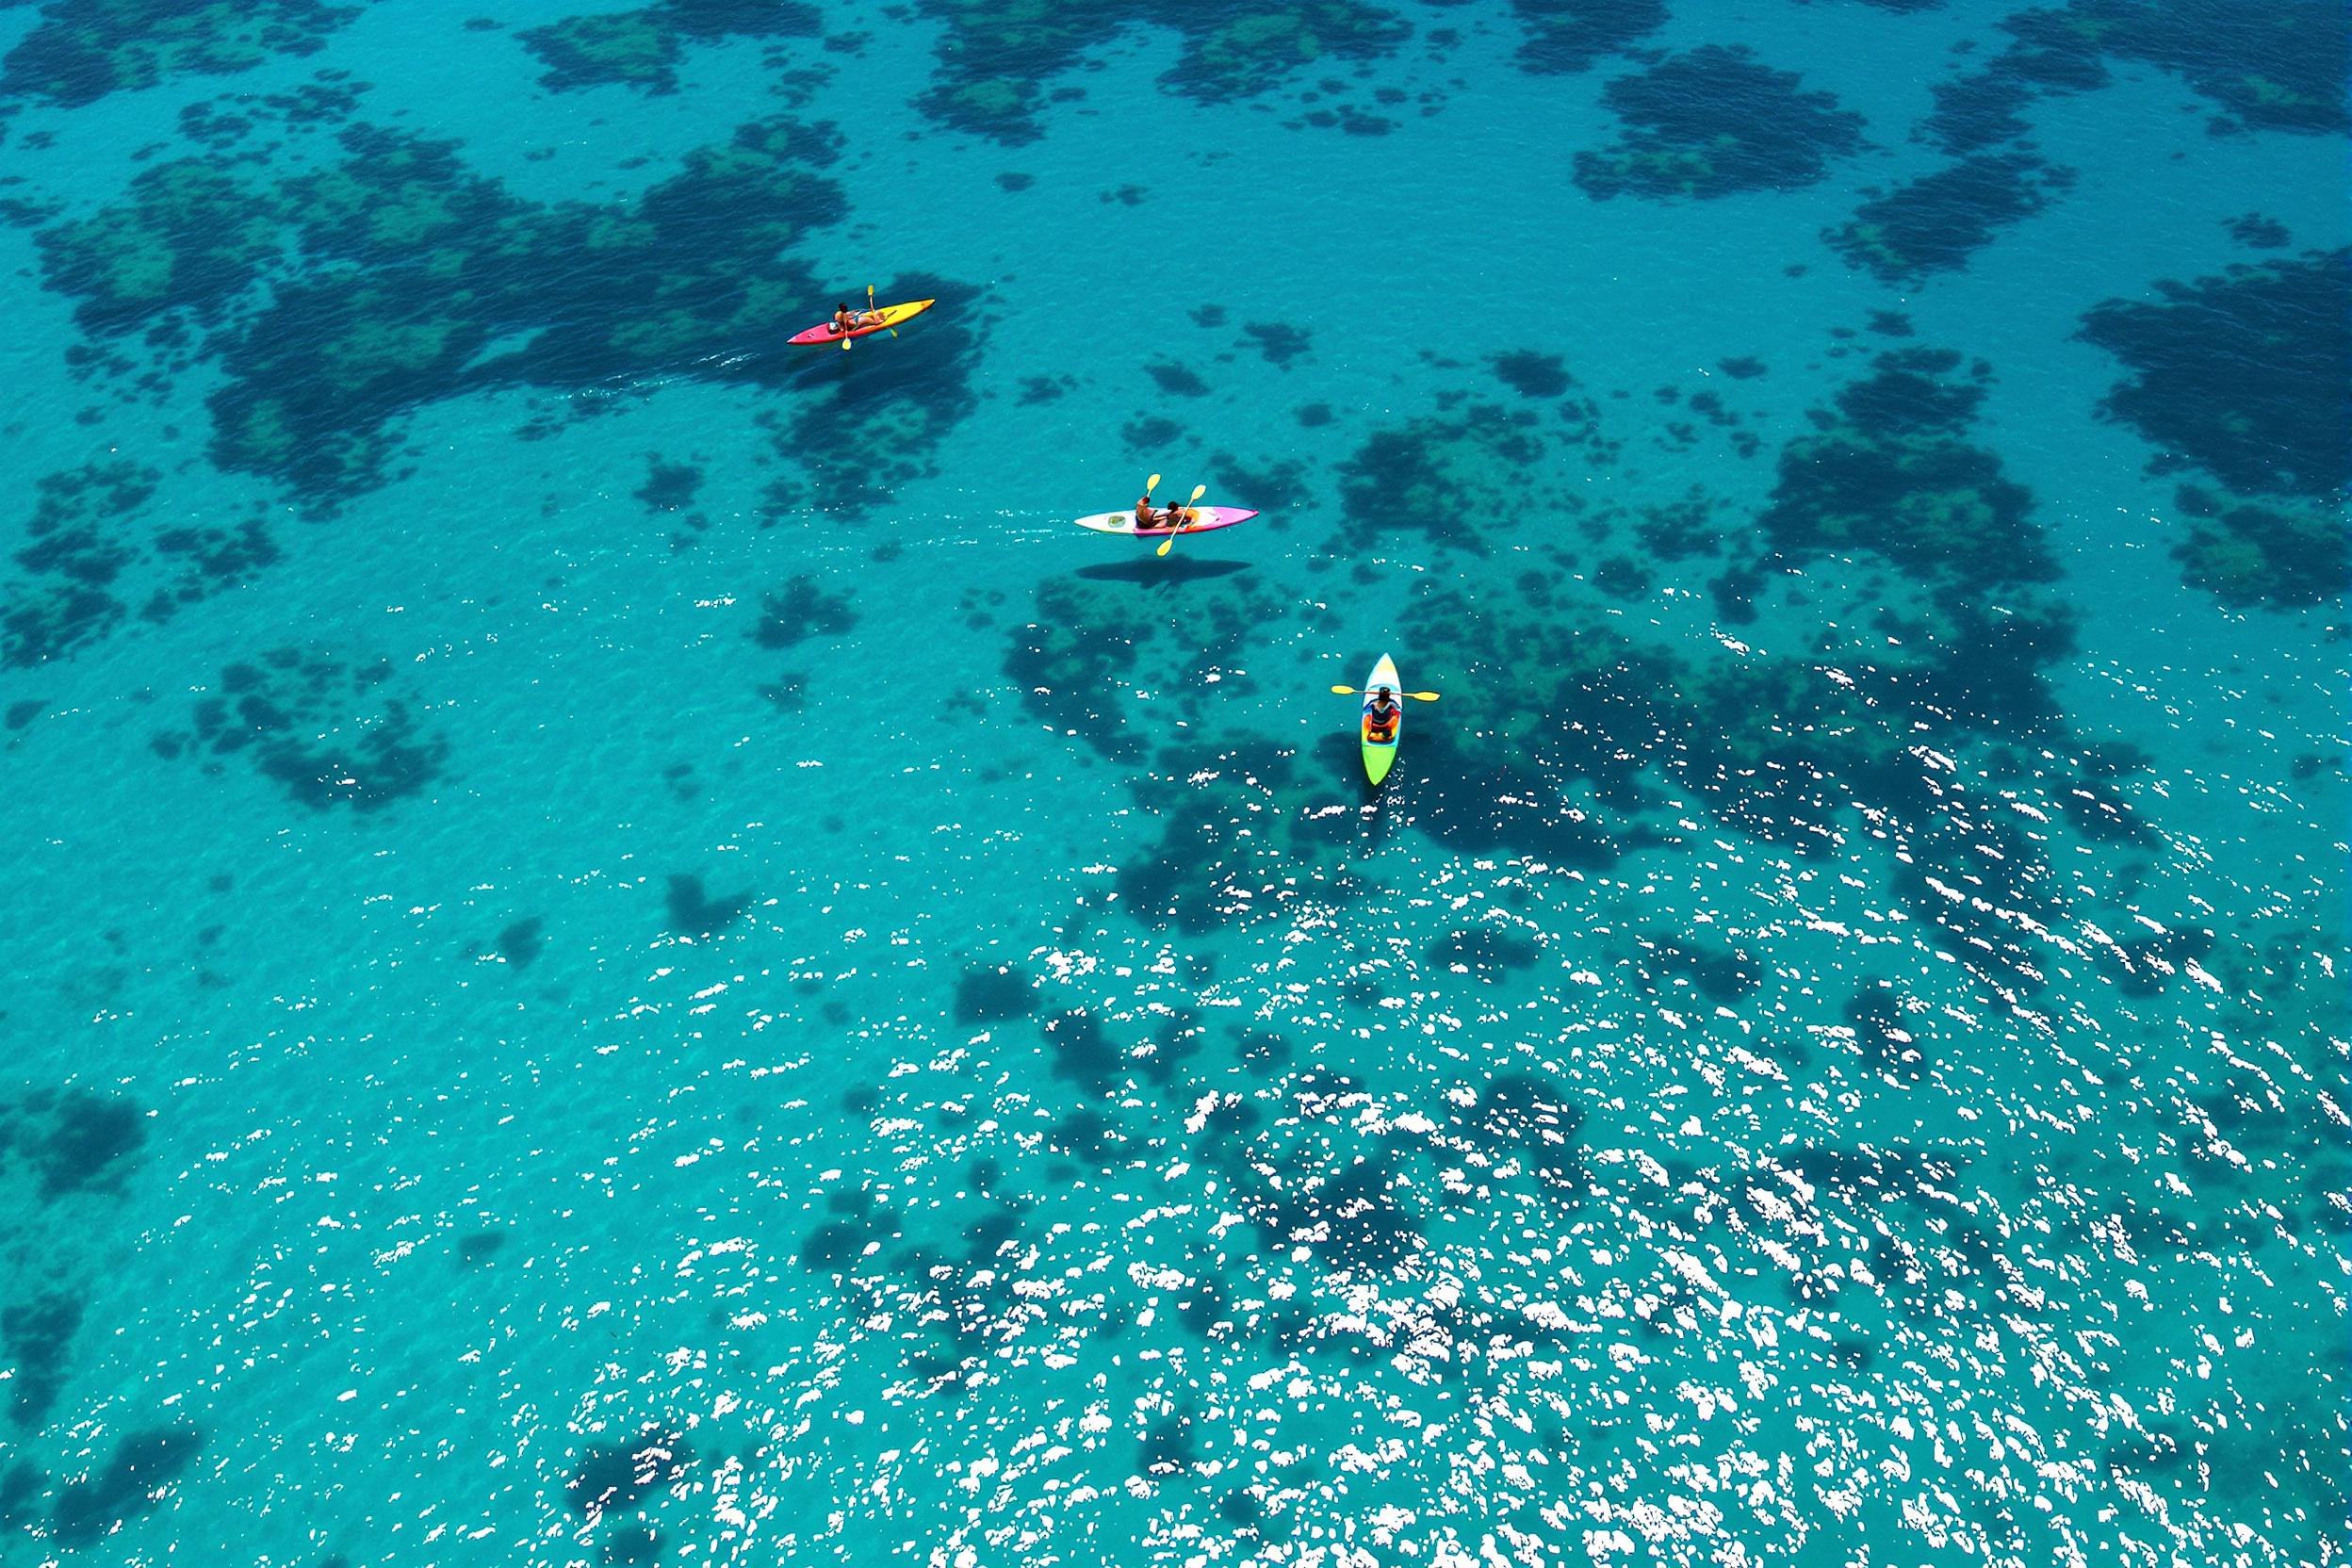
(1135, 493, 1158, 530)
(1156, 498, 1194, 530)
(1364, 686, 1402, 743)
(830, 302, 880, 335)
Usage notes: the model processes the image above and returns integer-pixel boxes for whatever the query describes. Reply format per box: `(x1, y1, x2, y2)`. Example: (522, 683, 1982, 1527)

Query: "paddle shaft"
(1155, 484, 1208, 557)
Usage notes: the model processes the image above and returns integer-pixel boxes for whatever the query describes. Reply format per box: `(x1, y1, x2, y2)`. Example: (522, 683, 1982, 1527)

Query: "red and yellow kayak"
(788, 299, 936, 346)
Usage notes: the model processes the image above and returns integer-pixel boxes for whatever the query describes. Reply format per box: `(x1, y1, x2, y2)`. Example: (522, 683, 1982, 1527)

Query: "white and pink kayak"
(1073, 506, 1258, 538)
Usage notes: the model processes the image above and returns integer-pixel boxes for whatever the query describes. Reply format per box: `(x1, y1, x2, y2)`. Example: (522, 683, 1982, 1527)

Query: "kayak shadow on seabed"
(1073, 557, 1253, 587)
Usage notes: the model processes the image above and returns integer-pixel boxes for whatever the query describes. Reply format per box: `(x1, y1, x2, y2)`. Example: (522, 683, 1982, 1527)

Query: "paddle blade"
(1156, 533, 1175, 557)
(1331, 685, 1362, 694)
(1148, 472, 1162, 494)
(1188, 483, 1207, 502)
(1409, 691, 1441, 701)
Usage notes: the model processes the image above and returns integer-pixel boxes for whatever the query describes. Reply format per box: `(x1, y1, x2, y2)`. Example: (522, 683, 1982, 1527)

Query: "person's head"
(1377, 686, 1393, 699)
(837, 302, 849, 312)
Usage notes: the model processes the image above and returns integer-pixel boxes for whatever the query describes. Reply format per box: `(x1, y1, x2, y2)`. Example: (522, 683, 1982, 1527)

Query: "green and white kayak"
(1361, 653, 1400, 786)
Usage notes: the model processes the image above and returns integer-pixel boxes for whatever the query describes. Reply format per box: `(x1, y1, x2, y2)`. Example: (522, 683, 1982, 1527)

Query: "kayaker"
(1157, 499, 1193, 530)
(830, 302, 877, 335)
(1364, 687, 1401, 743)
(1135, 493, 1158, 530)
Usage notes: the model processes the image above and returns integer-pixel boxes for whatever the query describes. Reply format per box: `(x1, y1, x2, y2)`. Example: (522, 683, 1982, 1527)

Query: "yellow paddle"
(1155, 484, 1208, 557)
(1331, 685, 1442, 700)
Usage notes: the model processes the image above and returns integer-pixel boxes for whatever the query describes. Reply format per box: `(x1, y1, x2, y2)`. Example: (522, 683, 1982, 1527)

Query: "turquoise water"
(0, 0, 2345, 1562)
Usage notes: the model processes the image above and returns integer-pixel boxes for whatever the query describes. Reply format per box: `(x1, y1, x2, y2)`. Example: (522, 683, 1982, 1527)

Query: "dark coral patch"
(1592, 555, 1650, 599)
(1372, 338, 2115, 994)
(153, 647, 448, 810)
(51, 1426, 203, 1544)
(1, 1292, 82, 1427)
(1634, 932, 1759, 1001)
(1041, 1010, 1122, 1090)
(2001, 0, 2348, 137)
(492, 917, 546, 968)
(1121, 416, 1183, 450)
(37, 161, 284, 337)
(3, 462, 152, 668)
(1910, 0, 2344, 220)
(1921, 69, 2036, 155)
(2225, 213, 2290, 251)
(1760, 348, 2052, 596)
(1, 0, 357, 107)
(1333, 403, 1562, 554)
(1397, 610, 1658, 866)
(567, 1427, 693, 1516)
(1006, 588, 1149, 763)
(911, 0, 1413, 143)
(664, 874, 750, 937)
(1575, 47, 1867, 201)
(634, 456, 702, 513)
(1453, 1072, 1584, 1190)
(1201, 1071, 1427, 1275)
(1005, 573, 1284, 762)
(1114, 740, 1364, 934)
(604, 1525, 662, 1565)
(42, 117, 870, 505)
(2079, 251, 2349, 502)
(2169, 484, 2346, 610)
(1242, 322, 1312, 368)
(1490, 351, 1572, 399)
(456, 1231, 508, 1266)
(749, 576, 856, 648)
(954, 965, 1033, 1023)
(1508, 0, 1666, 75)
(519, 0, 819, 94)
(1147, 361, 1210, 398)
(1827, 153, 2069, 284)
(1209, 453, 1310, 518)
(31, 1089, 146, 1200)
(2, 452, 278, 667)
(1635, 494, 1722, 559)
(1426, 923, 1541, 973)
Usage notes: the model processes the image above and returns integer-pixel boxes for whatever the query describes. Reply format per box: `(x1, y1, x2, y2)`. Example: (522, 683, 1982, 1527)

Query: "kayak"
(1362, 654, 1400, 786)
(1072, 506, 1258, 538)
(788, 299, 937, 346)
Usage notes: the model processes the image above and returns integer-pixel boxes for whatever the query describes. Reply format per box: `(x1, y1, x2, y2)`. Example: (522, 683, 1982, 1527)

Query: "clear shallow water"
(0, 0, 2344, 1563)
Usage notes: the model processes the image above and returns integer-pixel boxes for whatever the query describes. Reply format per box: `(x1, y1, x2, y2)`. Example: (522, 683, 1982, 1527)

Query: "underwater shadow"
(1072, 558, 1251, 586)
